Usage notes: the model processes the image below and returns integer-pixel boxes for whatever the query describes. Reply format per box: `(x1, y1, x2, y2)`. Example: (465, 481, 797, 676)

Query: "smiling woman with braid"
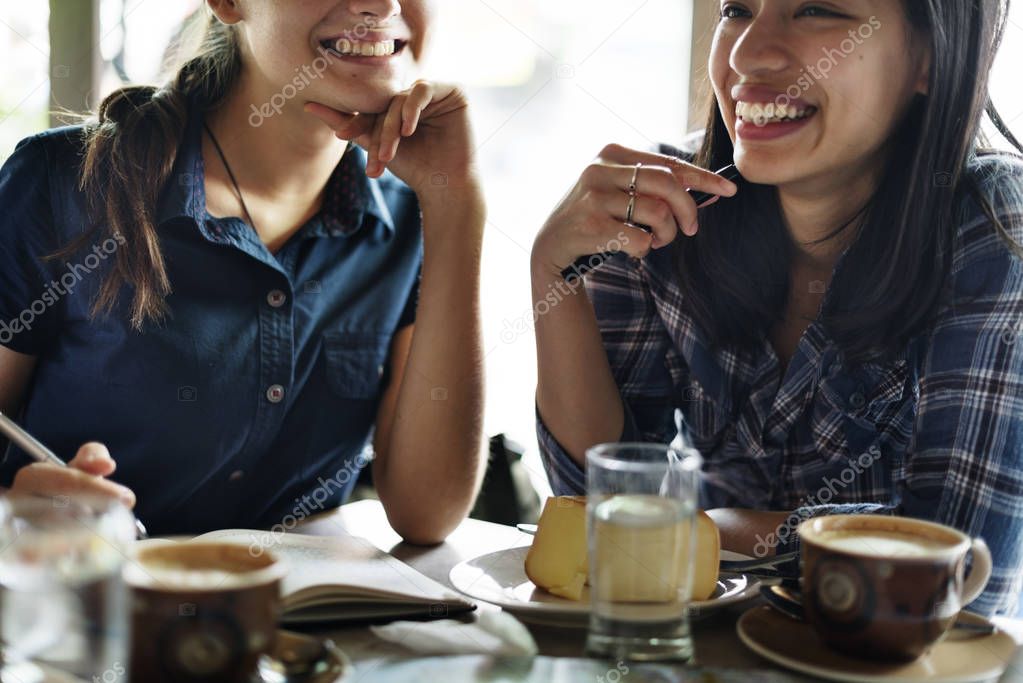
(533, 0, 1023, 615)
(0, 0, 485, 542)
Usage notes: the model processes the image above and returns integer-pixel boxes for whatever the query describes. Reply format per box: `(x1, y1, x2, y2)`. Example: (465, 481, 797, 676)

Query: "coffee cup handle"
(962, 537, 993, 606)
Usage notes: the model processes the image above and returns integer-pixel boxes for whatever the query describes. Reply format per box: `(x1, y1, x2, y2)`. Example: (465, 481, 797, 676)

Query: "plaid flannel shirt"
(537, 152, 1023, 616)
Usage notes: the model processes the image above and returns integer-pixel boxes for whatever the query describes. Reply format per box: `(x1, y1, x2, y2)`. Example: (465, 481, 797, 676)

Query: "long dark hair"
(681, 0, 1023, 363)
(54, 9, 239, 330)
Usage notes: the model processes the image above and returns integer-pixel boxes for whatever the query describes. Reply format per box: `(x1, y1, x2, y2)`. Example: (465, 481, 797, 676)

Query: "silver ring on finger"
(626, 193, 637, 224)
(628, 162, 642, 195)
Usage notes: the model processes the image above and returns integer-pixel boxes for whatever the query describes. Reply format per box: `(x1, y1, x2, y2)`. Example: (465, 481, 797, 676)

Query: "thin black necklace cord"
(203, 120, 257, 233)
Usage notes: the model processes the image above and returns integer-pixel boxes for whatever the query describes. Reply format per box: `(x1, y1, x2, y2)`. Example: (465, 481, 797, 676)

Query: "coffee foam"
(126, 542, 284, 591)
(814, 529, 952, 558)
(801, 514, 969, 559)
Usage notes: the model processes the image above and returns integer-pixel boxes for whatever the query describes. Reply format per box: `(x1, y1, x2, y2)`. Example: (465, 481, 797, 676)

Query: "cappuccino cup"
(798, 515, 992, 662)
(125, 542, 286, 683)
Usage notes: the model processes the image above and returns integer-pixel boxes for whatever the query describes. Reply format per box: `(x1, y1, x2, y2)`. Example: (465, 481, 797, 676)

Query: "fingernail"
(120, 490, 134, 506)
(689, 221, 699, 235)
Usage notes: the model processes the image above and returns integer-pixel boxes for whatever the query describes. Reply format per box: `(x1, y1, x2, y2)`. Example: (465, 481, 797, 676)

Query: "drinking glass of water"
(0, 494, 135, 681)
(585, 442, 703, 662)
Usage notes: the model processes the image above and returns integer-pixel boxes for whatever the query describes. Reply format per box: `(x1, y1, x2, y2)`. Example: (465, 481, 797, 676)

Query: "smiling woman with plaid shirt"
(532, 0, 1023, 616)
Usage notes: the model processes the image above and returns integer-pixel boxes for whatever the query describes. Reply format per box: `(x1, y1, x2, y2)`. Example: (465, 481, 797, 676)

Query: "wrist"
(530, 239, 569, 285)
(412, 168, 483, 206)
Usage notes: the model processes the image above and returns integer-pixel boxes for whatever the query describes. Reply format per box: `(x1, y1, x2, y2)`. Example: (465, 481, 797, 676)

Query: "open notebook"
(166, 529, 477, 625)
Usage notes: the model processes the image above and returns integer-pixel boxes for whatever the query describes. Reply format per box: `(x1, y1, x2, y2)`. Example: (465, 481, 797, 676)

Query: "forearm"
(532, 261, 624, 466)
(375, 190, 487, 544)
(705, 508, 794, 558)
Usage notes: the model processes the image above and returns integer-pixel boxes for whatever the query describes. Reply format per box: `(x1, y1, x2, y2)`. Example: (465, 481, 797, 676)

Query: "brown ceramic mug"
(798, 515, 992, 662)
(125, 542, 287, 682)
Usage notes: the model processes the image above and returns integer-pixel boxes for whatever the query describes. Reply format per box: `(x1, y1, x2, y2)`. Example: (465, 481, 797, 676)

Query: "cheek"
(404, 2, 433, 62)
(708, 31, 734, 101)
(820, 50, 913, 147)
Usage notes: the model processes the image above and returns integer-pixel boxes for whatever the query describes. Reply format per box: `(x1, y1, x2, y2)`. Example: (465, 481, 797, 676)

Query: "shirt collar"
(156, 101, 395, 238)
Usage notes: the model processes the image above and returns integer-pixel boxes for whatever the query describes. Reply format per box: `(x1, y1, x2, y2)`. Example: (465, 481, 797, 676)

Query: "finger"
(402, 81, 434, 136)
(12, 463, 136, 508)
(605, 219, 656, 260)
(378, 94, 407, 163)
(573, 195, 655, 261)
(304, 103, 376, 141)
(304, 102, 357, 133)
(67, 441, 116, 477)
(599, 164, 700, 237)
(597, 143, 739, 197)
(594, 190, 678, 249)
(365, 114, 389, 177)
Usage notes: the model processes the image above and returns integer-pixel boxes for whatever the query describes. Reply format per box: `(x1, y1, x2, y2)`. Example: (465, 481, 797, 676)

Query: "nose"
(348, 0, 400, 21)
(729, 12, 794, 81)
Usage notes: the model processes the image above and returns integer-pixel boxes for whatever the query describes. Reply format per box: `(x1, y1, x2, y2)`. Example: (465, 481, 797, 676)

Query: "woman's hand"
(304, 80, 479, 196)
(9, 442, 136, 508)
(531, 144, 738, 279)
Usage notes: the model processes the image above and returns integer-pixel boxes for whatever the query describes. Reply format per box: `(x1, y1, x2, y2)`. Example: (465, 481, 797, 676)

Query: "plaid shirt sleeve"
(537, 253, 677, 495)
(780, 209, 1023, 617)
(904, 224, 1023, 616)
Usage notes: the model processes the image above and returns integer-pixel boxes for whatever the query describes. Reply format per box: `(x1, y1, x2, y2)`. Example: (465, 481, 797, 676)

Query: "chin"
(733, 150, 805, 187)
(321, 84, 404, 115)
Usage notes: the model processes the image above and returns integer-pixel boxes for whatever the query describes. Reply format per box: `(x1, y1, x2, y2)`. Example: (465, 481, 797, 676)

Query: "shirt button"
(849, 391, 866, 409)
(266, 384, 285, 403)
(267, 290, 287, 308)
(377, 364, 385, 377)
(228, 470, 245, 482)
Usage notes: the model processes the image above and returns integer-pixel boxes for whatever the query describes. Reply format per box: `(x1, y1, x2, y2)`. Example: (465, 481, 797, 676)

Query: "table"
(297, 500, 1023, 682)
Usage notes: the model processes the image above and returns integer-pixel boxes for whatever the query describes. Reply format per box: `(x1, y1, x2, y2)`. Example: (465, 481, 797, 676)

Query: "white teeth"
(331, 38, 397, 57)
(735, 100, 815, 125)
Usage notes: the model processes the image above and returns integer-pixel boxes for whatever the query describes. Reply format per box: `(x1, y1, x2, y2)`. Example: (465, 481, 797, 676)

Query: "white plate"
(449, 546, 760, 627)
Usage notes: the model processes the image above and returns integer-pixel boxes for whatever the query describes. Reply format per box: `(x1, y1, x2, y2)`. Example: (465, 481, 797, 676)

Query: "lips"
(731, 84, 815, 111)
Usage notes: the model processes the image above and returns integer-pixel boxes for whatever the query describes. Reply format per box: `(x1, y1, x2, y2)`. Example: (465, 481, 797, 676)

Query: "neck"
(776, 161, 881, 271)
(203, 67, 346, 203)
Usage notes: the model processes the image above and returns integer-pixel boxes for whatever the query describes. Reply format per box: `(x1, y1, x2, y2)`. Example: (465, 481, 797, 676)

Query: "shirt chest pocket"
(812, 359, 910, 458)
(322, 331, 392, 400)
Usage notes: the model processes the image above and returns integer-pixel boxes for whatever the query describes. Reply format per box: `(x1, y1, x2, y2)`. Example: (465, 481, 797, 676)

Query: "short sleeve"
(0, 135, 62, 355)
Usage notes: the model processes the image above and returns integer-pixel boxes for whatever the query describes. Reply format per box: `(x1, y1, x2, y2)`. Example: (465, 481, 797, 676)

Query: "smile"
(735, 101, 818, 126)
(320, 38, 408, 58)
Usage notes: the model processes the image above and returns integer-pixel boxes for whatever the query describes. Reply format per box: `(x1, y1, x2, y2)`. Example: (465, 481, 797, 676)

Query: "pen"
(560, 163, 743, 281)
(0, 410, 148, 539)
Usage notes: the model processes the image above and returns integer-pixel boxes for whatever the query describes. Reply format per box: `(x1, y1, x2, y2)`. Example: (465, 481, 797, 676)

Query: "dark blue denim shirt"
(0, 105, 422, 534)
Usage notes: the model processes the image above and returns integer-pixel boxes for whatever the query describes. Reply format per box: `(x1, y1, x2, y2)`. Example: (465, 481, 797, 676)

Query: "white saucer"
(737, 605, 1018, 683)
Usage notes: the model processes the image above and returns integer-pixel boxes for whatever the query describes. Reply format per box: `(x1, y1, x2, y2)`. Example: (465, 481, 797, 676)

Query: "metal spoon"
(256, 630, 350, 682)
